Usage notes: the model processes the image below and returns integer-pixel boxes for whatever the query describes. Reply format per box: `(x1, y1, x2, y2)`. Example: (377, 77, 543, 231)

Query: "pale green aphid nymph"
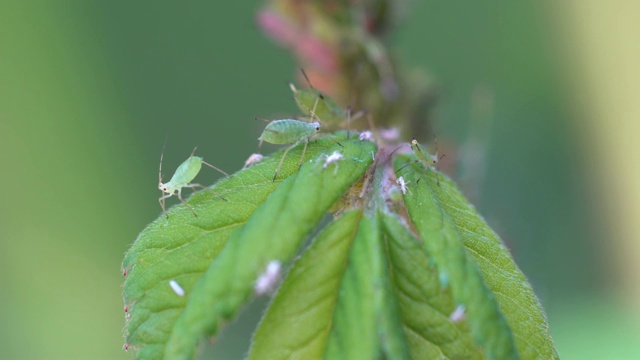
(158, 147, 229, 218)
(290, 83, 346, 127)
(397, 138, 444, 185)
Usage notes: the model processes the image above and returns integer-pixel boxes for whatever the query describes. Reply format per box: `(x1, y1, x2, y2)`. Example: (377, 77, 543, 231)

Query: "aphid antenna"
(388, 143, 408, 159)
(159, 136, 169, 184)
(346, 106, 351, 140)
(159, 147, 165, 186)
(326, 135, 344, 147)
(427, 124, 445, 164)
(255, 117, 272, 123)
(299, 67, 316, 90)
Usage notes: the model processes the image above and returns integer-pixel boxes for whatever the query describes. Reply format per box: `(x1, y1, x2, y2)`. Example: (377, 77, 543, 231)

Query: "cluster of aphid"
(156, 70, 354, 219)
(156, 70, 444, 221)
(125, 74, 446, 353)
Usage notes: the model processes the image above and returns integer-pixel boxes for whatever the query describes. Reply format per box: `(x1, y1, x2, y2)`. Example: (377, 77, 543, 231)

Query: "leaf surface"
(381, 211, 483, 359)
(248, 210, 362, 360)
(164, 139, 376, 359)
(122, 136, 373, 359)
(397, 158, 558, 359)
(323, 210, 410, 360)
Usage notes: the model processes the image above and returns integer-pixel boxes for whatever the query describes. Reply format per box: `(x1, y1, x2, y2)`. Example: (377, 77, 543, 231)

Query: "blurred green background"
(1, 1, 638, 359)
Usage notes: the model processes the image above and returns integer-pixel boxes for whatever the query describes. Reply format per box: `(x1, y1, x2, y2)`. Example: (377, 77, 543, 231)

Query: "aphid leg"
(326, 135, 344, 147)
(158, 193, 172, 219)
(395, 159, 419, 174)
(184, 183, 227, 201)
(202, 161, 231, 178)
(273, 143, 295, 181)
(298, 138, 309, 170)
(176, 188, 198, 217)
(346, 106, 351, 140)
(433, 153, 446, 186)
(257, 139, 264, 153)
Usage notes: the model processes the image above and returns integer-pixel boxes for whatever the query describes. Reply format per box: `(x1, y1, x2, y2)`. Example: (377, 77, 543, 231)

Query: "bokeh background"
(1, 1, 639, 359)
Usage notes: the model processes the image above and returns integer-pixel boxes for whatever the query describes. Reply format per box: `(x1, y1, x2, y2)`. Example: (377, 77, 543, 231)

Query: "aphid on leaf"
(290, 69, 363, 135)
(169, 279, 185, 297)
(257, 118, 320, 181)
(449, 305, 467, 323)
(396, 176, 410, 195)
(396, 138, 445, 185)
(158, 146, 229, 218)
(242, 153, 264, 169)
(257, 97, 341, 181)
(254, 260, 282, 296)
(359, 130, 374, 142)
(290, 69, 346, 126)
(319, 150, 344, 175)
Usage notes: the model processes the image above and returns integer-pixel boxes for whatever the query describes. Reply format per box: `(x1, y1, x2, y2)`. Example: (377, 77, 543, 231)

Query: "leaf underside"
(123, 138, 557, 359)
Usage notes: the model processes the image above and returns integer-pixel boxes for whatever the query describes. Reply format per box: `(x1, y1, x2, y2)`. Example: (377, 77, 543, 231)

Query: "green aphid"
(290, 83, 346, 126)
(257, 94, 342, 181)
(397, 138, 445, 185)
(257, 118, 321, 181)
(158, 147, 229, 218)
(289, 69, 362, 131)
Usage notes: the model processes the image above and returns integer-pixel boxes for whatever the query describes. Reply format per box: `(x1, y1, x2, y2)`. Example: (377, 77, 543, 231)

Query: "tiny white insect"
(396, 176, 410, 195)
(449, 305, 466, 323)
(358, 130, 374, 142)
(243, 153, 264, 169)
(323, 150, 343, 168)
(169, 279, 185, 297)
(254, 260, 282, 295)
(320, 150, 344, 175)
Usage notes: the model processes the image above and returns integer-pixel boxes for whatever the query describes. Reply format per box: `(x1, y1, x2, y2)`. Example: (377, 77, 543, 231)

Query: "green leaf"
(248, 210, 363, 360)
(122, 136, 374, 359)
(397, 159, 558, 359)
(324, 212, 410, 360)
(164, 139, 376, 359)
(381, 211, 483, 359)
